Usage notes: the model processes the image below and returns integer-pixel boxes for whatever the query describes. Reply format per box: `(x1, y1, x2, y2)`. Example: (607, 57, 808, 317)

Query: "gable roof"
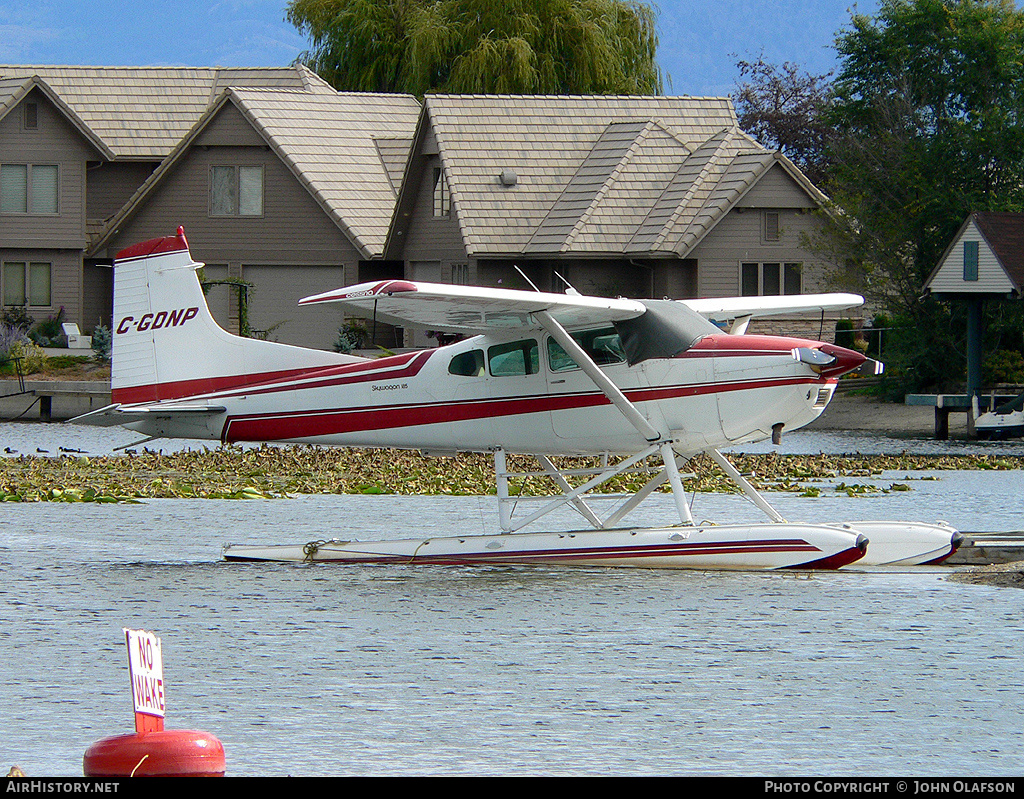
(0, 75, 114, 159)
(90, 88, 421, 259)
(0, 65, 335, 160)
(926, 212, 1024, 296)
(391, 94, 824, 258)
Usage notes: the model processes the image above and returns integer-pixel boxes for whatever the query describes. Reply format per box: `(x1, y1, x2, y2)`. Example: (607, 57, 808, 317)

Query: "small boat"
(974, 391, 1024, 439)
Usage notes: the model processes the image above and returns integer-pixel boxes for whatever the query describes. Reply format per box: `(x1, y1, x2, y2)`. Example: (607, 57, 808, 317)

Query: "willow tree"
(286, 0, 662, 95)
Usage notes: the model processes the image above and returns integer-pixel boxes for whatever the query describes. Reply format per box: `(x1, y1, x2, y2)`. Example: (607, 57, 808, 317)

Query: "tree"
(286, 0, 662, 95)
(816, 0, 1024, 392)
(732, 57, 834, 187)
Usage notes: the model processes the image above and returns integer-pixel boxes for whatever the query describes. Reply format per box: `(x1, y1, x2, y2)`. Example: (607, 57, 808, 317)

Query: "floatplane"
(77, 228, 961, 570)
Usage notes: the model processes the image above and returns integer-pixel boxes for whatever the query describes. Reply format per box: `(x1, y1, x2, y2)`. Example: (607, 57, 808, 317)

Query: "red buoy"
(83, 730, 225, 777)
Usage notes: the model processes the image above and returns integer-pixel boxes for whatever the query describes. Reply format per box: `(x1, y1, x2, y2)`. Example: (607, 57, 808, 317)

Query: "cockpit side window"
(448, 349, 485, 377)
(488, 339, 540, 376)
(547, 327, 626, 373)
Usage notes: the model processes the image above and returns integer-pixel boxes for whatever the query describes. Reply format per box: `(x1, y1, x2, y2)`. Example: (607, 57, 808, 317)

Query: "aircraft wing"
(682, 293, 864, 322)
(299, 280, 647, 333)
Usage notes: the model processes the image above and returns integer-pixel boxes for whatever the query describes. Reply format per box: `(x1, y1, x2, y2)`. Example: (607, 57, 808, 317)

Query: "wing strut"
(535, 310, 662, 443)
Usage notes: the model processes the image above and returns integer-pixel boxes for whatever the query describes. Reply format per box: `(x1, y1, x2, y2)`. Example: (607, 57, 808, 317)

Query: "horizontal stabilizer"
(72, 402, 227, 427)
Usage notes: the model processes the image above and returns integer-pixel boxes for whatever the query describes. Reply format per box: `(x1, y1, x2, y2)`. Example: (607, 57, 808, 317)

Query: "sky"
(0, 0, 880, 97)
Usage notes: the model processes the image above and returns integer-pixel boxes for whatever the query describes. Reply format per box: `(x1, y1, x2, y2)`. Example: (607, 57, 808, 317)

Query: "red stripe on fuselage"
(112, 350, 433, 404)
(221, 374, 824, 442)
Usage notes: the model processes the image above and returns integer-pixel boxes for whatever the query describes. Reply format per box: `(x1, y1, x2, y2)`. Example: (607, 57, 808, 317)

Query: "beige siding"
(0, 88, 95, 248)
(733, 164, 814, 209)
(691, 207, 830, 297)
(98, 127, 361, 267)
(929, 220, 1015, 294)
(95, 105, 362, 350)
(86, 162, 158, 224)
(400, 155, 468, 268)
(243, 264, 347, 350)
(0, 247, 82, 323)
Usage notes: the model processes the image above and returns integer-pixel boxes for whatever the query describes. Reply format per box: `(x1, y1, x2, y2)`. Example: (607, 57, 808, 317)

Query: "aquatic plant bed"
(0, 446, 1020, 503)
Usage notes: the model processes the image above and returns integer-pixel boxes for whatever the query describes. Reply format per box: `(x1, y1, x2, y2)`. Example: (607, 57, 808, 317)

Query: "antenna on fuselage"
(553, 270, 581, 296)
(513, 264, 540, 292)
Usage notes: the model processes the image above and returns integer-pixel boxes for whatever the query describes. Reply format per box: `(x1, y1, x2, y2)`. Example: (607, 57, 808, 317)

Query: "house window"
(764, 211, 781, 242)
(433, 167, 450, 217)
(451, 263, 468, 284)
(3, 262, 51, 307)
(741, 262, 802, 296)
(1, 163, 58, 214)
(963, 241, 979, 282)
(210, 165, 263, 216)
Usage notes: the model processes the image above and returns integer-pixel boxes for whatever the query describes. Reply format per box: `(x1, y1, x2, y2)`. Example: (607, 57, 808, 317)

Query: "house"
(3, 67, 843, 352)
(89, 88, 420, 349)
(386, 95, 836, 343)
(1, 64, 391, 346)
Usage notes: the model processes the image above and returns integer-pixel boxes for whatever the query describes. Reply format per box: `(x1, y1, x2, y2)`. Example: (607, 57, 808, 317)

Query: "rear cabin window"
(547, 328, 626, 372)
(488, 339, 540, 376)
(448, 349, 485, 376)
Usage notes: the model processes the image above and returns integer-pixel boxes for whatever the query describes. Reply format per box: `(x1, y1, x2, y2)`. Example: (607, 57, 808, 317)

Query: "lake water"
(1, 423, 1023, 776)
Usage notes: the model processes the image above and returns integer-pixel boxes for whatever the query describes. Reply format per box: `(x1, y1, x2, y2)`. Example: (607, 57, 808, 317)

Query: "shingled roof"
(0, 64, 335, 159)
(91, 88, 421, 258)
(973, 212, 1024, 292)
(926, 212, 1024, 296)
(407, 95, 823, 258)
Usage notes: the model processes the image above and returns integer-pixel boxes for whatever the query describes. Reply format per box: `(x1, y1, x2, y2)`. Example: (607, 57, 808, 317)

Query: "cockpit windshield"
(613, 300, 720, 366)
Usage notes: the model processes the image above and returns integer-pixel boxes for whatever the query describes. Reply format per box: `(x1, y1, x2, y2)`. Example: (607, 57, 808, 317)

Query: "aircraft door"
(484, 337, 548, 450)
(546, 328, 651, 449)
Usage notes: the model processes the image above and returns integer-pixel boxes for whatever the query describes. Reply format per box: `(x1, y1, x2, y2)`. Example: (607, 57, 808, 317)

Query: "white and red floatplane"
(77, 228, 961, 570)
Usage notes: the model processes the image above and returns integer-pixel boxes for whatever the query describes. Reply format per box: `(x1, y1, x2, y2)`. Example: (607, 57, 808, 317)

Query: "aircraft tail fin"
(111, 227, 360, 404)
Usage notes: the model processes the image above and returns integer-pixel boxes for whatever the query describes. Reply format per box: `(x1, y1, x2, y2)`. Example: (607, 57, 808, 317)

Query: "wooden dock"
(0, 379, 111, 421)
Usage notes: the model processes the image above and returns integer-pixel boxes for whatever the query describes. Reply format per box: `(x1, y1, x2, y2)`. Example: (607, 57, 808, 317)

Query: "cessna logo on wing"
(116, 307, 199, 334)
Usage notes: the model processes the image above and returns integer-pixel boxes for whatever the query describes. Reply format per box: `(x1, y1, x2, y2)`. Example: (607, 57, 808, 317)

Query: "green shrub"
(835, 318, 856, 349)
(29, 307, 66, 347)
(983, 350, 1024, 385)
